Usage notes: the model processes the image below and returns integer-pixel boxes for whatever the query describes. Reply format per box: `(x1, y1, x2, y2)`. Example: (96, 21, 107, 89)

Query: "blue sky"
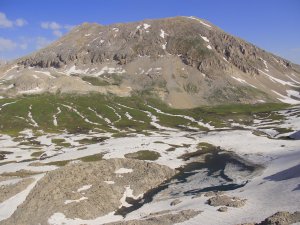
(0, 0, 299, 64)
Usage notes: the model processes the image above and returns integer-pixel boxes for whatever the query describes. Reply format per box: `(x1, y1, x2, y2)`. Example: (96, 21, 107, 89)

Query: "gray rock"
(104, 209, 202, 225)
(218, 206, 228, 212)
(1, 158, 176, 225)
(207, 195, 246, 208)
(259, 211, 300, 225)
(239, 211, 300, 225)
(170, 199, 182, 206)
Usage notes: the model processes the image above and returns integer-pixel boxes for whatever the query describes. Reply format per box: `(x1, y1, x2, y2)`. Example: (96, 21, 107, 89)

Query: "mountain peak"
(0, 16, 299, 108)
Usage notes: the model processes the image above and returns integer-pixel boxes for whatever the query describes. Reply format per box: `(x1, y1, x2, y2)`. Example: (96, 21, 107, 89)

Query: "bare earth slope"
(0, 16, 300, 108)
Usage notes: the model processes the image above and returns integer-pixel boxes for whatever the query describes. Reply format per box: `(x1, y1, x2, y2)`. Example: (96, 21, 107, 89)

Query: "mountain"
(1, 16, 300, 108)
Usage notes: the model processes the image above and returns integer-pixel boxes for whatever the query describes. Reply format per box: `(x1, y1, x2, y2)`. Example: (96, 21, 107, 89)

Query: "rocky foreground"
(0, 101, 299, 225)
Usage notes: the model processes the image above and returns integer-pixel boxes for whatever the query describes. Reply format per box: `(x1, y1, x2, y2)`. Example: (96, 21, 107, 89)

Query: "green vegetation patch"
(51, 138, 71, 148)
(79, 153, 103, 162)
(179, 142, 217, 161)
(30, 151, 45, 157)
(78, 137, 109, 145)
(125, 150, 161, 161)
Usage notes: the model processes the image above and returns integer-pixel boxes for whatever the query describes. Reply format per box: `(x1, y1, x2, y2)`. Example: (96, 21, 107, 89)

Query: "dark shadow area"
(293, 184, 300, 191)
(289, 130, 300, 140)
(264, 164, 300, 181)
(115, 147, 260, 217)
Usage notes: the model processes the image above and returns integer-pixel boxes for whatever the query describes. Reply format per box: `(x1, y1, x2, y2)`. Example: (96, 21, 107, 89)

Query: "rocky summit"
(1, 16, 300, 108)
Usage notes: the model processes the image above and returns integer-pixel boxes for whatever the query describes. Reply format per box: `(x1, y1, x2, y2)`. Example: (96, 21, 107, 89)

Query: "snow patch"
(0, 174, 44, 222)
(65, 66, 89, 76)
(200, 36, 209, 42)
(48, 211, 122, 225)
(64, 197, 88, 205)
(28, 105, 39, 127)
(115, 168, 133, 174)
(231, 76, 257, 88)
(92, 66, 126, 76)
(77, 185, 92, 192)
(34, 70, 56, 79)
(104, 181, 115, 185)
(286, 90, 300, 99)
(19, 87, 43, 94)
(187, 16, 212, 28)
(160, 29, 167, 39)
(258, 69, 299, 87)
(119, 186, 134, 207)
(143, 23, 151, 29)
(272, 90, 300, 104)
(53, 107, 61, 126)
(3, 65, 18, 75)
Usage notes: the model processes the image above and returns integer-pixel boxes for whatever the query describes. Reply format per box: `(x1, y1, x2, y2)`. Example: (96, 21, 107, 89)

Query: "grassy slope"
(0, 93, 289, 136)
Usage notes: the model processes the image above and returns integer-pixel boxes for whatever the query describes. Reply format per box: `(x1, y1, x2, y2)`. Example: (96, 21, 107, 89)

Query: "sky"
(0, 0, 299, 64)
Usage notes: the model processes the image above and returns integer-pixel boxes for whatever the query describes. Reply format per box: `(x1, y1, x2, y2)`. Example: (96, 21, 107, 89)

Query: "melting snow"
(61, 104, 100, 126)
(119, 186, 134, 207)
(272, 90, 300, 104)
(0, 101, 17, 111)
(34, 70, 56, 79)
(258, 69, 299, 87)
(85, 34, 91, 37)
(48, 211, 122, 225)
(115, 168, 133, 174)
(77, 185, 92, 192)
(0, 174, 44, 222)
(3, 65, 18, 75)
(53, 107, 61, 126)
(287, 75, 300, 85)
(287, 90, 300, 99)
(65, 66, 89, 76)
(160, 29, 167, 38)
(104, 181, 115, 185)
(231, 76, 257, 88)
(146, 104, 214, 130)
(259, 58, 269, 72)
(143, 23, 151, 29)
(93, 66, 126, 76)
(200, 36, 209, 42)
(64, 197, 88, 205)
(28, 105, 39, 127)
(187, 16, 212, 28)
(19, 87, 43, 94)
(207, 45, 212, 50)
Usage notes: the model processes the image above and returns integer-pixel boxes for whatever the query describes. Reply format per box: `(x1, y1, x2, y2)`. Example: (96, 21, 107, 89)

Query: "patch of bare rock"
(238, 211, 300, 225)
(205, 191, 247, 208)
(104, 209, 201, 225)
(0, 178, 34, 203)
(0, 158, 176, 225)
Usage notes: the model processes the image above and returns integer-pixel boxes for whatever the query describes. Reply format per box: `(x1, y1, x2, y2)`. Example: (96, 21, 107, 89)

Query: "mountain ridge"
(0, 16, 300, 108)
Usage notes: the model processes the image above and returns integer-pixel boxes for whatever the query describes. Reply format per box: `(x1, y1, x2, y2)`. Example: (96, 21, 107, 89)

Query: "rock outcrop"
(0, 158, 176, 225)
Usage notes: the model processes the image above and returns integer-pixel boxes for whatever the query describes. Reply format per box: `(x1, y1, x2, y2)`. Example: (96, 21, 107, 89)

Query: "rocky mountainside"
(1, 16, 300, 108)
